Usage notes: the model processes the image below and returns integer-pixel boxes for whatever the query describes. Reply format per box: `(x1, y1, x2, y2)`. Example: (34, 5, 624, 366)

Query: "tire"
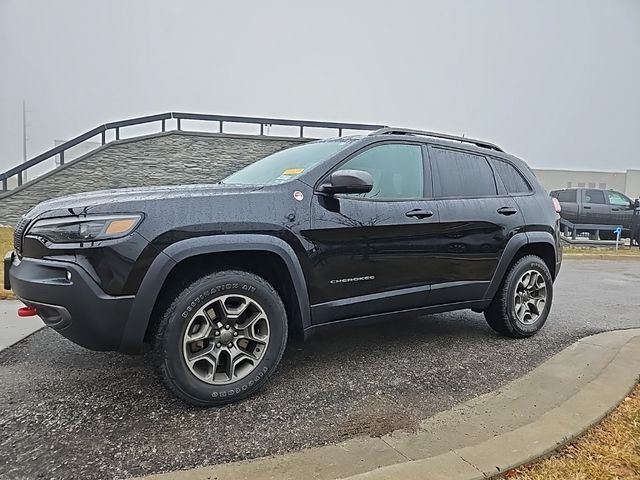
(484, 255, 553, 338)
(152, 270, 288, 406)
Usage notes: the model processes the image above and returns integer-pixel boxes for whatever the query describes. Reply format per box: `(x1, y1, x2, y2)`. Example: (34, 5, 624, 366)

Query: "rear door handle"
(583, 206, 592, 209)
(611, 208, 620, 211)
(406, 209, 434, 219)
(497, 207, 518, 216)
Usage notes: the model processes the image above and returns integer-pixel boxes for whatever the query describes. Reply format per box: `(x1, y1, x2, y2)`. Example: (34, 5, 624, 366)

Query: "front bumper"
(6, 252, 134, 351)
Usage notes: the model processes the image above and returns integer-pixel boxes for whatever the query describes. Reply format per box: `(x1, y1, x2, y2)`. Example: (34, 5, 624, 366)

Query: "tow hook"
(17, 306, 38, 317)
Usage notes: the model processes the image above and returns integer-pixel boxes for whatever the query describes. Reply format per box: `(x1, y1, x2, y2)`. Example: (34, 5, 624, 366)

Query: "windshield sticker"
(282, 168, 304, 175)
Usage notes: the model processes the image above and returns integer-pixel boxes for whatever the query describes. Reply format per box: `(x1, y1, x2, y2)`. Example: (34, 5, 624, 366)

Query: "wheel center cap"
(522, 292, 530, 302)
(220, 330, 234, 343)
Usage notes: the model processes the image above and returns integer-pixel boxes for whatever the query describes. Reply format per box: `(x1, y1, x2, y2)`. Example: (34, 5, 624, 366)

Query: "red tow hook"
(17, 306, 38, 317)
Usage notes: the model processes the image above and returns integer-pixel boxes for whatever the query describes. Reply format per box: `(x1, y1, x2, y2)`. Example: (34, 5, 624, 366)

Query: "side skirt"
(303, 299, 488, 340)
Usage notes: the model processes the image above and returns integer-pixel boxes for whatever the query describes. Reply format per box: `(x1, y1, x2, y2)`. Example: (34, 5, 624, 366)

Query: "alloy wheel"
(182, 294, 270, 384)
(513, 269, 547, 325)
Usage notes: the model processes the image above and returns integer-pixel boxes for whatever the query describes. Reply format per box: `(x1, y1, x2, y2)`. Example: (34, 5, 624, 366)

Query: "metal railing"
(559, 218, 623, 241)
(0, 112, 386, 192)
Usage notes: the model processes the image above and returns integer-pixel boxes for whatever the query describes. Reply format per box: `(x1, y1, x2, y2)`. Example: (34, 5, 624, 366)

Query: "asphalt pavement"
(1, 258, 639, 480)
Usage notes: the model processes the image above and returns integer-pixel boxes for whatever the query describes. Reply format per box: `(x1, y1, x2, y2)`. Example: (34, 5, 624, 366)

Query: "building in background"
(533, 168, 640, 199)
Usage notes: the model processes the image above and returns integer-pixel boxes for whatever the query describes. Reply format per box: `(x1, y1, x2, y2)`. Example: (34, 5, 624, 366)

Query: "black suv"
(5, 128, 562, 406)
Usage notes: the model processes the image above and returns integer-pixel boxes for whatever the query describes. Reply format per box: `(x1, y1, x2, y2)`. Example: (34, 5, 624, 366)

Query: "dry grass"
(508, 384, 640, 480)
(563, 245, 640, 259)
(0, 226, 14, 300)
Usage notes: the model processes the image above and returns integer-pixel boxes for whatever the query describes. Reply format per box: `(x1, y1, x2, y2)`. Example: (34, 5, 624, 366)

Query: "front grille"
(13, 216, 30, 255)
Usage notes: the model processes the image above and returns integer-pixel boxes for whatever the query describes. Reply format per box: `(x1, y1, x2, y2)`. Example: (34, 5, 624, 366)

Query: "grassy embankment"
(509, 384, 640, 479)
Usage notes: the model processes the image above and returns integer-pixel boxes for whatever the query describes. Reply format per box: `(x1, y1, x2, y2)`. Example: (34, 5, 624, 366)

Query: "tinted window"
(491, 159, 531, 194)
(607, 191, 630, 206)
(584, 189, 606, 204)
(339, 144, 423, 199)
(556, 190, 577, 203)
(432, 148, 496, 197)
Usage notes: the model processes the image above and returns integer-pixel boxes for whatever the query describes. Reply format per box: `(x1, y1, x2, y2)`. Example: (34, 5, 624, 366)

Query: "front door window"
(338, 144, 424, 200)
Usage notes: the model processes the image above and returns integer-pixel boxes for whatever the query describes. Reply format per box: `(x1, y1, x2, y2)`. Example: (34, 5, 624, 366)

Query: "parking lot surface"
(1, 258, 639, 480)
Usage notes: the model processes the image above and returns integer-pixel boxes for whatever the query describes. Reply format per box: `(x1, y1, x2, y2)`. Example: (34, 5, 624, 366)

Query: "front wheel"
(152, 270, 288, 406)
(484, 255, 553, 338)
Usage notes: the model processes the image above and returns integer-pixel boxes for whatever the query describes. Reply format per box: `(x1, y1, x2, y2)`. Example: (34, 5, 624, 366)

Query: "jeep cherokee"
(4, 127, 562, 406)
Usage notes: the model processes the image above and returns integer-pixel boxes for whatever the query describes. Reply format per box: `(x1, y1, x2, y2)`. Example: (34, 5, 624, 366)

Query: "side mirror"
(319, 169, 374, 195)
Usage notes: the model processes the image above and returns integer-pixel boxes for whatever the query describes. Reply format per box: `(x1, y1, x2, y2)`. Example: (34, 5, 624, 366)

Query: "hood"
(25, 183, 261, 219)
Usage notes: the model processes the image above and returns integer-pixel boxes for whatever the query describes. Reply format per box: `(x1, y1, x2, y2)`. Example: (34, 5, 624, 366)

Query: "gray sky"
(1, 0, 639, 172)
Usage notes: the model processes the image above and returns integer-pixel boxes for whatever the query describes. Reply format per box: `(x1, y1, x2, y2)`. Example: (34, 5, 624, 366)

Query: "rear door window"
(584, 189, 606, 204)
(431, 148, 497, 198)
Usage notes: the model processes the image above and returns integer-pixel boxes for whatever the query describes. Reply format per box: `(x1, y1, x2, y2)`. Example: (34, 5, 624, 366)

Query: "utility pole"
(22, 99, 28, 182)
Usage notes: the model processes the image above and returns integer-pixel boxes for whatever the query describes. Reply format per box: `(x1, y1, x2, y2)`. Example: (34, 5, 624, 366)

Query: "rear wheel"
(152, 270, 288, 406)
(484, 255, 553, 338)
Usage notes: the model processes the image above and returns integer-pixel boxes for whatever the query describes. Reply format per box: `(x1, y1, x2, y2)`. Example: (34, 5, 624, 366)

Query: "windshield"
(222, 140, 351, 185)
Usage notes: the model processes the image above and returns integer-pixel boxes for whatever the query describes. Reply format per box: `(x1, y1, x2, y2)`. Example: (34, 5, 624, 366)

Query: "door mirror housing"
(319, 169, 374, 195)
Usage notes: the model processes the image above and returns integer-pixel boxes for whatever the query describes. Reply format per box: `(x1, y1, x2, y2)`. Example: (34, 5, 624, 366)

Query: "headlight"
(27, 214, 142, 244)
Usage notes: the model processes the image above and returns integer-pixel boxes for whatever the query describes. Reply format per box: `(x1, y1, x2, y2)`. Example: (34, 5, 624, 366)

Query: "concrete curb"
(135, 329, 640, 480)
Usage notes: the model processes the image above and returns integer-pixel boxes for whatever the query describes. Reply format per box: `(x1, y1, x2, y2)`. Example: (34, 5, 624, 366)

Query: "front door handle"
(583, 206, 592, 209)
(611, 208, 620, 211)
(406, 209, 434, 219)
(497, 206, 518, 216)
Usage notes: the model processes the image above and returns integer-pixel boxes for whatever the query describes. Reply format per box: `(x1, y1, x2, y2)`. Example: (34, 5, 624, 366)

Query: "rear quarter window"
(490, 158, 532, 194)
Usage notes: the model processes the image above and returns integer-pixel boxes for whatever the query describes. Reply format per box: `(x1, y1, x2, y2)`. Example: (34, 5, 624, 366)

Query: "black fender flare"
(119, 234, 310, 353)
(483, 231, 558, 304)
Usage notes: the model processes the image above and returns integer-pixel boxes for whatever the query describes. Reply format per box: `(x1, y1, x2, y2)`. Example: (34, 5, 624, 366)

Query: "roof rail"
(369, 127, 504, 152)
